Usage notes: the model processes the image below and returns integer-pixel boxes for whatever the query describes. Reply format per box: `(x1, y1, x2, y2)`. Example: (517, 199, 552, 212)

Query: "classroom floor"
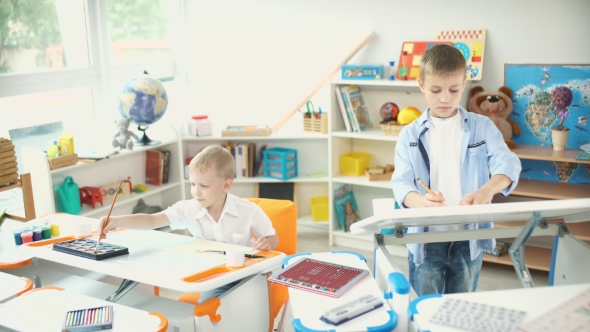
(160, 230, 550, 331)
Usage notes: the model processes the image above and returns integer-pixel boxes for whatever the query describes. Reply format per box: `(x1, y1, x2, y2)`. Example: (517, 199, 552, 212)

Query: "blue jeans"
(197, 279, 242, 304)
(408, 241, 482, 296)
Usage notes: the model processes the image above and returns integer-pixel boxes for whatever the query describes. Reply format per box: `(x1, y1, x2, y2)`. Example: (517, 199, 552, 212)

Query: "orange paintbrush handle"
(98, 180, 123, 241)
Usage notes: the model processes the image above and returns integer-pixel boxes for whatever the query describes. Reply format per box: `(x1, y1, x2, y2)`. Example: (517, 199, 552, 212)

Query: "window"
(1, 0, 182, 156)
(0, 0, 91, 74)
(105, 0, 172, 65)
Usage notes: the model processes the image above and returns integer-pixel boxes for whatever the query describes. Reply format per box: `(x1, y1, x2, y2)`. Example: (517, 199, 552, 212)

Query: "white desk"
(351, 198, 590, 290)
(286, 252, 396, 332)
(0, 287, 168, 331)
(409, 283, 590, 332)
(17, 226, 285, 293)
(0, 271, 32, 302)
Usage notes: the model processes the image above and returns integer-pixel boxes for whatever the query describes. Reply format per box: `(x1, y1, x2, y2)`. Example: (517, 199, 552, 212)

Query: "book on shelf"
(335, 87, 352, 132)
(345, 85, 373, 131)
(145, 150, 163, 186)
(333, 184, 361, 232)
(253, 144, 267, 177)
(340, 86, 360, 131)
(161, 150, 171, 184)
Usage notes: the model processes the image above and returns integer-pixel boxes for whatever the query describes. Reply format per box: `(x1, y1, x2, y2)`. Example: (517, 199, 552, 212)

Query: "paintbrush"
(95, 180, 123, 252)
(196, 250, 266, 259)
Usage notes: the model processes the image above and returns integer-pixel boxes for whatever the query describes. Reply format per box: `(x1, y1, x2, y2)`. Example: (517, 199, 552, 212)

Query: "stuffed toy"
(468, 86, 521, 149)
(113, 117, 139, 150)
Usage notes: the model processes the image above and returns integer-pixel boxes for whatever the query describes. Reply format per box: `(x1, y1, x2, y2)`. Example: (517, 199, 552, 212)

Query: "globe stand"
(134, 125, 160, 146)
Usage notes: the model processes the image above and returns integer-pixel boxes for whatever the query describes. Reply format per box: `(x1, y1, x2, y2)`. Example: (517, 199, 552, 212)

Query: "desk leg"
(105, 279, 139, 302)
(509, 211, 543, 288)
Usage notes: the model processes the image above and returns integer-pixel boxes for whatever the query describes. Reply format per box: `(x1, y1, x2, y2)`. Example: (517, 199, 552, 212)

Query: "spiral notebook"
(268, 257, 369, 297)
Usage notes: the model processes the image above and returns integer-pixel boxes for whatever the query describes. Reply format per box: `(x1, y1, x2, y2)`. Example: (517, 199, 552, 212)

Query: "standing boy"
(391, 44, 521, 296)
(98, 145, 278, 303)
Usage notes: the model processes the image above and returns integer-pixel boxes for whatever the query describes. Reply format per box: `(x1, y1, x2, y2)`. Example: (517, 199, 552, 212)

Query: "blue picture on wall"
(504, 64, 590, 184)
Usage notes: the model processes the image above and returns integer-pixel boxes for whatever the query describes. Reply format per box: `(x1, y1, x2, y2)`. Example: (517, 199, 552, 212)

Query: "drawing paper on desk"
(104, 229, 195, 249)
(165, 240, 258, 261)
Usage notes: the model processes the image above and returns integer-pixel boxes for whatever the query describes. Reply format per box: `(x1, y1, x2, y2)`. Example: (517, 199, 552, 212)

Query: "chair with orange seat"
(178, 198, 297, 332)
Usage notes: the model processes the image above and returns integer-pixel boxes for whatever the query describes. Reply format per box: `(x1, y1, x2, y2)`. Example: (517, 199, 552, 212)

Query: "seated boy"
(97, 145, 279, 303)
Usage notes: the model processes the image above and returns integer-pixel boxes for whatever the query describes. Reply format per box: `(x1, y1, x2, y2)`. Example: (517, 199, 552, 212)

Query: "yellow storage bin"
(340, 152, 371, 176)
(311, 196, 329, 221)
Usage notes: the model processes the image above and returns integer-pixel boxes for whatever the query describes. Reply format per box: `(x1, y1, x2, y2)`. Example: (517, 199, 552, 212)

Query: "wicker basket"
(380, 121, 405, 136)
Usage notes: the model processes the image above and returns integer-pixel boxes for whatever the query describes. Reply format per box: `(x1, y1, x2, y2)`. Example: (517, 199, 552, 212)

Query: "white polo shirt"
(163, 193, 276, 246)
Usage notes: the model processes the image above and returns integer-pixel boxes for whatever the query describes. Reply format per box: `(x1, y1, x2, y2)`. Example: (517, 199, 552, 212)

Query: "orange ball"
(397, 107, 422, 125)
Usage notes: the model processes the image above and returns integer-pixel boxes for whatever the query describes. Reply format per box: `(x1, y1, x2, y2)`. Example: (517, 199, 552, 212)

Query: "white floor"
(160, 229, 550, 332)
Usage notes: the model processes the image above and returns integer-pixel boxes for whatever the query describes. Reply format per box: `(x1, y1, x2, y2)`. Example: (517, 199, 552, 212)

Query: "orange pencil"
(95, 180, 123, 251)
(417, 178, 434, 195)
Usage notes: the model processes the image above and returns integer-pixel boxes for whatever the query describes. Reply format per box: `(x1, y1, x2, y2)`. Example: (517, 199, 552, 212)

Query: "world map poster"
(504, 64, 590, 184)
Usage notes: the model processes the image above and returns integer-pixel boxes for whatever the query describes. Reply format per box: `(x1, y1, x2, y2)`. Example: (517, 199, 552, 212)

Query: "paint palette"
(52, 239, 129, 261)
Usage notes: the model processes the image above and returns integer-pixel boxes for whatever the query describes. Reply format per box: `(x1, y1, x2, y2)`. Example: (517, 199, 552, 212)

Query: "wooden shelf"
(331, 129, 399, 142)
(512, 179, 590, 200)
(511, 144, 589, 164)
(482, 245, 551, 271)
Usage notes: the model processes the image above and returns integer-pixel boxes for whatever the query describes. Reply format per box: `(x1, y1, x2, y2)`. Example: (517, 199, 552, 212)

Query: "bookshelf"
(22, 123, 183, 219)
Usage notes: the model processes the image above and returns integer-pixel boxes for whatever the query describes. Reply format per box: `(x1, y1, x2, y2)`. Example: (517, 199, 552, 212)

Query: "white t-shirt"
(427, 110, 464, 232)
(163, 193, 276, 246)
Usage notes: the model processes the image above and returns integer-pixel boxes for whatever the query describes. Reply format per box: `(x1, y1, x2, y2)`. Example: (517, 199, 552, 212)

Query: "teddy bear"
(467, 86, 521, 149)
(113, 117, 139, 150)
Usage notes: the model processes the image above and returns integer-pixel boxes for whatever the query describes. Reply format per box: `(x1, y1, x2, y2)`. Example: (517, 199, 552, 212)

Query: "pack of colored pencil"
(61, 305, 113, 331)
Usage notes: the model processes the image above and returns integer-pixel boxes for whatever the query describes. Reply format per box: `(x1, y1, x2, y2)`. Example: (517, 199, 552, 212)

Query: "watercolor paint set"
(53, 239, 129, 261)
(62, 305, 113, 331)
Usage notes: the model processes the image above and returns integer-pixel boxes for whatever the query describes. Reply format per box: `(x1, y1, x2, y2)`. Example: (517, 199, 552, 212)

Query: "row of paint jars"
(13, 223, 60, 245)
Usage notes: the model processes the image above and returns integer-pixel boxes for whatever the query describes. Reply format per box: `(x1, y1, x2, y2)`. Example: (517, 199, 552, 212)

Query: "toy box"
(341, 65, 383, 80)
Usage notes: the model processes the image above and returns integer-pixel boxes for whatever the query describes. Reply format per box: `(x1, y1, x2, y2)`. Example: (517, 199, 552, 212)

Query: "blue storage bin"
(262, 148, 298, 180)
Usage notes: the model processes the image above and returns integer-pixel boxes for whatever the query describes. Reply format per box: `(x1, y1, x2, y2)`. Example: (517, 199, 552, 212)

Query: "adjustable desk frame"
(351, 198, 590, 291)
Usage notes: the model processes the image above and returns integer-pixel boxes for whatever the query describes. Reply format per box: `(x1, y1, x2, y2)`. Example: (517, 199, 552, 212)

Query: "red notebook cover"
(145, 150, 163, 186)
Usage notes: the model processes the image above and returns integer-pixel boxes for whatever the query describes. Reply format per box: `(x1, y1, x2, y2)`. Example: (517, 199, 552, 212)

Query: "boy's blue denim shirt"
(391, 106, 522, 265)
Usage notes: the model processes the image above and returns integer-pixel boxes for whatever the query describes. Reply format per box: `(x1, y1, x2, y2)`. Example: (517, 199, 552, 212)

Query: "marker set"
(13, 223, 60, 245)
(62, 305, 113, 332)
(53, 239, 129, 261)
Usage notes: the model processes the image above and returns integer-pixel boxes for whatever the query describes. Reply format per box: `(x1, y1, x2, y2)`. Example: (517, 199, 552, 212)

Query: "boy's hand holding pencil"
(251, 234, 271, 251)
(417, 178, 447, 207)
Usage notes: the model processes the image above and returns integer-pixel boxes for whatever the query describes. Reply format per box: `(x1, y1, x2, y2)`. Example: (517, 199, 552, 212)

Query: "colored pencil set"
(62, 305, 113, 331)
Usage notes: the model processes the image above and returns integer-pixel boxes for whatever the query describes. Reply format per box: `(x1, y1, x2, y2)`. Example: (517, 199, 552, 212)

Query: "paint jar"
(50, 224, 60, 236)
(32, 227, 43, 241)
(226, 249, 245, 267)
(41, 224, 52, 239)
(21, 231, 33, 243)
(188, 115, 212, 137)
(13, 230, 23, 245)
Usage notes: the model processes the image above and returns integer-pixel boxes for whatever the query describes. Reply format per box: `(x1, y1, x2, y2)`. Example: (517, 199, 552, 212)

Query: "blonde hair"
(420, 44, 466, 80)
(189, 145, 235, 179)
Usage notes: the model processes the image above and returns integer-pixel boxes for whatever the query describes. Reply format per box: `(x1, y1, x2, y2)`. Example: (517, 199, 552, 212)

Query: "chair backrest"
(245, 198, 297, 255)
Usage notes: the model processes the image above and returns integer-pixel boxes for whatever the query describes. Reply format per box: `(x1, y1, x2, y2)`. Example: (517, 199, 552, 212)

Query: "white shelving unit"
(328, 79, 470, 249)
(22, 123, 184, 219)
(179, 130, 330, 232)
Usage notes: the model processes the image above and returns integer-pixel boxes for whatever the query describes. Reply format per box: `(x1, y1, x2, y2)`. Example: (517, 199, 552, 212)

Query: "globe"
(117, 74, 168, 146)
(380, 102, 399, 121)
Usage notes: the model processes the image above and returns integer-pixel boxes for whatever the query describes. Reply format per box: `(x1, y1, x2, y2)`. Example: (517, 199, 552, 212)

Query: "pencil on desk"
(95, 180, 123, 251)
(417, 178, 434, 195)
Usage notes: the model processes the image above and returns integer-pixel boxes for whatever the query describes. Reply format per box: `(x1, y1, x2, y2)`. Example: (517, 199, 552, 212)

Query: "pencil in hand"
(417, 178, 434, 195)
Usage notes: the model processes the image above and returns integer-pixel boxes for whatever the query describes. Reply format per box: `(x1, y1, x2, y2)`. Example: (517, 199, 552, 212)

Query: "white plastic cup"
(226, 249, 245, 267)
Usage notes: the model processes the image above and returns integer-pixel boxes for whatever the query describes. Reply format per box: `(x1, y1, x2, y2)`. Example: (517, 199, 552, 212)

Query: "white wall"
(179, 0, 590, 132)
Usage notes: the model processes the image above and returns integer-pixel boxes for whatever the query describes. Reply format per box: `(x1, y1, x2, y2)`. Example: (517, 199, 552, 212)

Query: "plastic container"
(311, 196, 329, 221)
(21, 231, 33, 243)
(262, 148, 298, 180)
(340, 152, 371, 176)
(50, 224, 60, 236)
(13, 230, 23, 245)
(41, 224, 52, 239)
(188, 115, 212, 137)
(32, 227, 43, 241)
